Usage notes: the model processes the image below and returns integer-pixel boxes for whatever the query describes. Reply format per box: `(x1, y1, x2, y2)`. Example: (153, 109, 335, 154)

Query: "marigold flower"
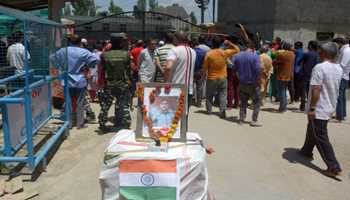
(155, 85, 161, 94)
(160, 137, 169, 143)
(164, 84, 172, 94)
(149, 92, 155, 104)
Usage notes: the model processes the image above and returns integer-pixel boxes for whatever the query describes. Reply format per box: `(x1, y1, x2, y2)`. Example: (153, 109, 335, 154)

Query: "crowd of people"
(33, 30, 350, 178)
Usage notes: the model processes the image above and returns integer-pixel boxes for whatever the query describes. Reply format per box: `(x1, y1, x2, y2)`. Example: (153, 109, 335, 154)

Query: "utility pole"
(194, 0, 209, 24)
(212, 0, 216, 23)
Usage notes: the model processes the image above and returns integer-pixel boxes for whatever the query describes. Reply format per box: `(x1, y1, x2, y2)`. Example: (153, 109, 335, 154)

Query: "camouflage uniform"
(98, 49, 131, 129)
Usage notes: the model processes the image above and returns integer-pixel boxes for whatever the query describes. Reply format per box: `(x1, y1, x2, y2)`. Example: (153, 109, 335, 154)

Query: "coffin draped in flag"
(119, 159, 180, 200)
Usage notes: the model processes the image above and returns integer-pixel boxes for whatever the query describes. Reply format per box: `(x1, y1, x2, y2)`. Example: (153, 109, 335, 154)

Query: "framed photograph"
(136, 83, 188, 142)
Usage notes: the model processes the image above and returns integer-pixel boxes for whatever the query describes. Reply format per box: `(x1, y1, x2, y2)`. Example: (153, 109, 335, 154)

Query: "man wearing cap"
(98, 33, 132, 131)
(299, 42, 343, 178)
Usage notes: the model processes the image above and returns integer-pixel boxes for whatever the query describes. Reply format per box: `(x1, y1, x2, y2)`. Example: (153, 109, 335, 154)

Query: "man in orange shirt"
(203, 36, 240, 118)
(273, 42, 295, 112)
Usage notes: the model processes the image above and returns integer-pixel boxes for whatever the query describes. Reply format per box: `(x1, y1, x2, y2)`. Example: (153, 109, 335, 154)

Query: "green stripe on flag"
(120, 186, 177, 200)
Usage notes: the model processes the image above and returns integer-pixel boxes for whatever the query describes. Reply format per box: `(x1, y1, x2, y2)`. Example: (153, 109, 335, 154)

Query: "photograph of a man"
(148, 97, 176, 129)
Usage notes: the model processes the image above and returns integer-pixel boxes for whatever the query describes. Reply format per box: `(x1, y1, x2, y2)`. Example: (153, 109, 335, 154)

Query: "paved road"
(24, 102, 350, 200)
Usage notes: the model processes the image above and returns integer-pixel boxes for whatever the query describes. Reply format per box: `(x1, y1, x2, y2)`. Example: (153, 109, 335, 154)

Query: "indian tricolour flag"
(119, 159, 180, 200)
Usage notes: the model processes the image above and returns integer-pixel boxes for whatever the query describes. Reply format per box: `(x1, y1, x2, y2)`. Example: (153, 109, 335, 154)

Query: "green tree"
(137, 0, 147, 11)
(89, 0, 97, 16)
(148, 0, 159, 11)
(97, 11, 109, 17)
(108, 0, 123, 14)
(189, 11, 197, 24)
(72, 0, 96, 16)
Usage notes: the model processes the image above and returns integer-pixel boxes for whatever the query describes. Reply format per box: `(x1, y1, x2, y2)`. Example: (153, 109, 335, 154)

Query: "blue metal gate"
(0, 5, 70, 171)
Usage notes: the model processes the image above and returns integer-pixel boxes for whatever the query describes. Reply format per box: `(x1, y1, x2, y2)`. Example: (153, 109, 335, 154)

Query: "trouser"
(84, 90, 95, 121)
(131, 72, 138, 96)
(69, 87, 86, 128)
(336, 78, 348, 120)
(270, 70, 278, 99)
(206, 78, 227, 114)
(239, 84, 261, 122)
(98, 87, 131, 128)
(227, 68, 240, 107)
(89, 90, 97, 101)
(300, 80, 310, 110)
(194, 71, 204, 105)
(260, 75, 270, 103)
(301, 119, 341, 172)
(288, 80, 295, 102)
(277, 80, 288, 111)
(294, 74, 303, 101)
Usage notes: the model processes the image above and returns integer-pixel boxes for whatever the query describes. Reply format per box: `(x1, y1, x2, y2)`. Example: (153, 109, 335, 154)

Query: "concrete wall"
(217, 0, 275, 40)
(218, 0, 350, 43)
(273, 0, 350, 43)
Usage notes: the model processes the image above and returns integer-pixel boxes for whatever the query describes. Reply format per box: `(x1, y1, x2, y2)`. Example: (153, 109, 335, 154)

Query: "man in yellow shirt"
(203, 36, 240, 118)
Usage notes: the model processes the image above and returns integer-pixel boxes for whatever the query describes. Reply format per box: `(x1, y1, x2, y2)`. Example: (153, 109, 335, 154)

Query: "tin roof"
(0, 0, 48, 11)
(0, 5, 62, 26)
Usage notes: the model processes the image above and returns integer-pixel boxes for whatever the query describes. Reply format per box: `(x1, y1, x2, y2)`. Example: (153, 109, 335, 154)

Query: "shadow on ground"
(282, 147, 342, 181)
(261, 108, 280, 113)
(194, 110, 219, 116)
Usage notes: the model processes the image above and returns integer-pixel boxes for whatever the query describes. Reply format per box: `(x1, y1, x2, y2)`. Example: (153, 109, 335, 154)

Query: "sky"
(95, 0, 216, 23)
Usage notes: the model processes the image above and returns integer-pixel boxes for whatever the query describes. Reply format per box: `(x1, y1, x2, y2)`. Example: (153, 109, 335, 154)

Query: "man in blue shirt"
(233, 43, 262, 127)
(293, 41, 304, 103)
(148, 99, 175, 128)
(51, 34, 99, 129)
(300, 41, 320, 111)
(193, 37, 207, 107)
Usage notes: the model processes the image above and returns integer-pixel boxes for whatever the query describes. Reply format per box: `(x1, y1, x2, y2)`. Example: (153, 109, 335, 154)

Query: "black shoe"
(219, 111, 226, 119)
(99, 125, 109, 132)
(322, 168, 342, 178)
(297, 149, 314, 160)
(115, 123, 130, 130)
(278, 109, 287, 113)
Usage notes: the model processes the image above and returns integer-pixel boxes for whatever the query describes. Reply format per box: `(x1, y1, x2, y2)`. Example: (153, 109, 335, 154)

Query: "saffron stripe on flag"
(119, 173, 178, 187)
(120, 186, 177, 200)
(119, 160, 177, 173)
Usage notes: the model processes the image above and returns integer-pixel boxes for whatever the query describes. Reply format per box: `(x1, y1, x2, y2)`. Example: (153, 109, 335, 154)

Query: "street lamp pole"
(195, 0, 209, 24)
(212, 0, 216, 23)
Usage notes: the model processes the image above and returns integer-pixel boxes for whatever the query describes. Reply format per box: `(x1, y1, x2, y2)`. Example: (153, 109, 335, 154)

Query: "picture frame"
(136, 83, 188, 143)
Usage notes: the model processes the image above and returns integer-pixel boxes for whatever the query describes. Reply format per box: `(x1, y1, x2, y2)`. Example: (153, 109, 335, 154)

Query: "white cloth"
(6, 42, 30, 73)
(338, 44, 350, 80)
(167, 46, 196, 95)
(139, 48, 156, 83)
(307, 61, 343, 120)
(99, 130, 211, 200)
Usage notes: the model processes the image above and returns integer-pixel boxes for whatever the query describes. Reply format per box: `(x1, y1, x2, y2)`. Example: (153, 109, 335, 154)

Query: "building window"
(120, 24, 127, 32)
(85, 25, 92, 31)
(102, 23, 110, 31)
(317, 32, 334, 41)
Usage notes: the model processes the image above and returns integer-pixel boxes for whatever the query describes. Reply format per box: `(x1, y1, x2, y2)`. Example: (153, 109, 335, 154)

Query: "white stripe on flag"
(119, 173, 179, 187)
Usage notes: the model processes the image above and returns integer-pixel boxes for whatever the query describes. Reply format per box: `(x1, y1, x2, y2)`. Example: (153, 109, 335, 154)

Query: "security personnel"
(98, 33, 131, 131)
